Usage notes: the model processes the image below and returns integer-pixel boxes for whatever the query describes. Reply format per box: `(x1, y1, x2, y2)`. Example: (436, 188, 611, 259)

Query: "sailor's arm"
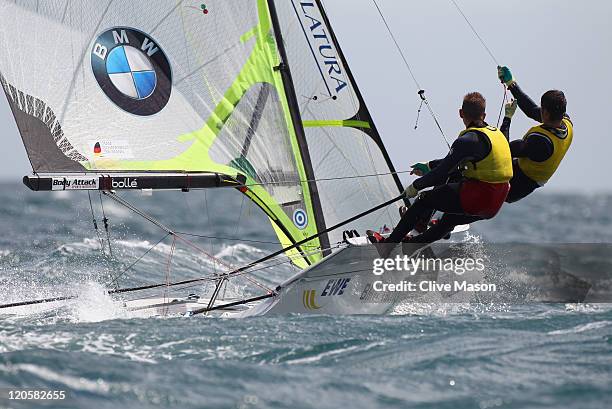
(408, 157, 445, 177)
(510, 134, 554, 161)
(428, 158, 444, 169)
(508, 83, 543, 122)
(501, 117, 511, 140)
(412, 134, 483, 190)
(498, 66, 542, 122)
(500, 100, 518, 141)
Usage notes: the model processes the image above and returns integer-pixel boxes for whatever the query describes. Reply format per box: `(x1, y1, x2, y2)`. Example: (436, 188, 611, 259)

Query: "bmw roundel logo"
(91, 28, 172, 116)
(293, 209, 308, 230)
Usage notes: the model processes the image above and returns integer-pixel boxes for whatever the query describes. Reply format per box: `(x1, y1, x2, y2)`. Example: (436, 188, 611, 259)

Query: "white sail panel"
(210, 83, 305, 223)
(273, 0, 359, 121)
(0, 0, 260, 173)
(273, 0, 404, 240)
(306, 126, 401, 244)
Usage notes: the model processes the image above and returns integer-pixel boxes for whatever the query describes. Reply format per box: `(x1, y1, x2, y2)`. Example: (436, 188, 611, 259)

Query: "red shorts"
(459, 180, 510, 219)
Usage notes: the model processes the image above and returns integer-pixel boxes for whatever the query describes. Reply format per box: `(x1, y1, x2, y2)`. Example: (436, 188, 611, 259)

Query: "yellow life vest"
(518, 118, 573, 185)
(460, 126, 513, 183)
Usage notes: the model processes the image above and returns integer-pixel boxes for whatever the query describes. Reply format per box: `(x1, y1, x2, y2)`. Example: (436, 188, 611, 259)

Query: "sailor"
(368, 92, 512, 251)
(498, 66, 573, 202)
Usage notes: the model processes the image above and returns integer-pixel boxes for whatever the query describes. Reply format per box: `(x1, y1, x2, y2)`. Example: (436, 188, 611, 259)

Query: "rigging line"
(98, 192, 113, 259)
(239, 169, 415, 189)
(162, 236, 177, 315)
(448, 0, 499, 66)
(230, 196, 246, 267)
(371, 0, 421, 90)
(219, 241, 346, 281)
(102, 191, 231, 271)
(371, 0, 448, 146)
(189, 293, 276, 316)
(449, 0, 508, 132)
(131, 237, 324, 296)
(102, 192, 273, 294)
(202, 190, 216, 275)
(2, 240, 347, 310)
(122, 231, 324, 299)
(225, 195, 246, 299)
(87, 191, 106, 254)
(209, 195, 405, 283)
(496, 85, 508, 128)
(0, 295, 77, 310)
(109, 194, 401, 297)
(107, 233, 171, 288)
(232, 244, 345, 277)
(173, 232, 279, 245)
(125, 242, 339, 299)
(422, 97, 451, 149)
(211, 242, 346, 282)
(2, 196, 391, 311)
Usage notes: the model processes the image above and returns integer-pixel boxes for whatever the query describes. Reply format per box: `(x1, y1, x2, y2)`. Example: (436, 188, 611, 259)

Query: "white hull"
(121, 226, 470, 317)
(234, 236, 442, 317)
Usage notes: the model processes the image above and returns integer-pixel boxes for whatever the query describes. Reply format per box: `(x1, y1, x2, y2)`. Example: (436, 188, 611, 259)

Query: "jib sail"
(272, 0, 404, 246)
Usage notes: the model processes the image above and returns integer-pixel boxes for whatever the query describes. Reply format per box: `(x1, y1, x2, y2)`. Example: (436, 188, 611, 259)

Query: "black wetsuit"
(501, 83, 570, 203)
(385, 121, 493, 244)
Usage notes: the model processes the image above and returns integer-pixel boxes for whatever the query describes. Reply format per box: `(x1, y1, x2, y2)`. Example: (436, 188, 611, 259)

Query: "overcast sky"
(1, 0, 610, 192)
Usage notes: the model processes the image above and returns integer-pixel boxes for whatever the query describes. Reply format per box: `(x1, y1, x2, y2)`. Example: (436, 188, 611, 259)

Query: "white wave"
(0, 281, 152, 323)
(391, 302, 510, 316)
(564, 303, 611, 313)
(97, 201, 131, 218)
(1, 363, 113, 394)
(215, 243, 265, 259)
(547, 320, 611, 335)
(58, 238, 173, 255)
(56, 238, 104, 254)
(0, 329, 75, 353)
(67, 282, 150, 323)
(461, 232, 483, 244)
(0, 280, 71, 317)
(50, 190, 71, 200)
(114, 239, 176, 254)
(114, 239, 227, 271)
(286, 341, 385, 365)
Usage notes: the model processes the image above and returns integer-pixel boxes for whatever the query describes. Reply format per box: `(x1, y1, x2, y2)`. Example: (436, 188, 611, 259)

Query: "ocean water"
(0, 183, 611, 409)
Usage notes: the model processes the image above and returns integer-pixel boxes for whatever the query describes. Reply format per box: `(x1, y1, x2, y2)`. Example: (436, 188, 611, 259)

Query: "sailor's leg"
(506, 163, 540, 203)
(414, 208, 436, 233)
(407, 213, 483, 244)
(386, 183, 463, 244)
(401, 203, 435, 234)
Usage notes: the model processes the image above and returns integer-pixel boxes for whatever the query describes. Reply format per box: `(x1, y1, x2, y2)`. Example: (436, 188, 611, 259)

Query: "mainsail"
(0, 0, 402, 267)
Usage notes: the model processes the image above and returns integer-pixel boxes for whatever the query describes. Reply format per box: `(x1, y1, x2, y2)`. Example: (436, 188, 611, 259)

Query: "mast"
(315, 0, 405, 195)
(266, 0, 331, 256)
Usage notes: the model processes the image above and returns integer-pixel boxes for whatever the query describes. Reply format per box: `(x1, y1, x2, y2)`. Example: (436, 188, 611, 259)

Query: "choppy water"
(1, 184, 611, 408)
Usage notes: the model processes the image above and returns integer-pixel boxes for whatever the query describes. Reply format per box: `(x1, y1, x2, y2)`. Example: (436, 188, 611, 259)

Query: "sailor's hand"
(497, 66, 515, 87)
(404, 183, 419, 199)
(505, 99, 518, 119)
(410, 162, 431, 176)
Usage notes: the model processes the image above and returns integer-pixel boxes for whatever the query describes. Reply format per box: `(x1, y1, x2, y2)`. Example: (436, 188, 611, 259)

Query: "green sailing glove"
(505, 99, 518, 119)
(497, 66, 516, 87)
(410, 162, 431, 176)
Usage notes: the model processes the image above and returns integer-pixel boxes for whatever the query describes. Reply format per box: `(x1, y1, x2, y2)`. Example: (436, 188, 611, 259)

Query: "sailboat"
(0, 0, 467, 317)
